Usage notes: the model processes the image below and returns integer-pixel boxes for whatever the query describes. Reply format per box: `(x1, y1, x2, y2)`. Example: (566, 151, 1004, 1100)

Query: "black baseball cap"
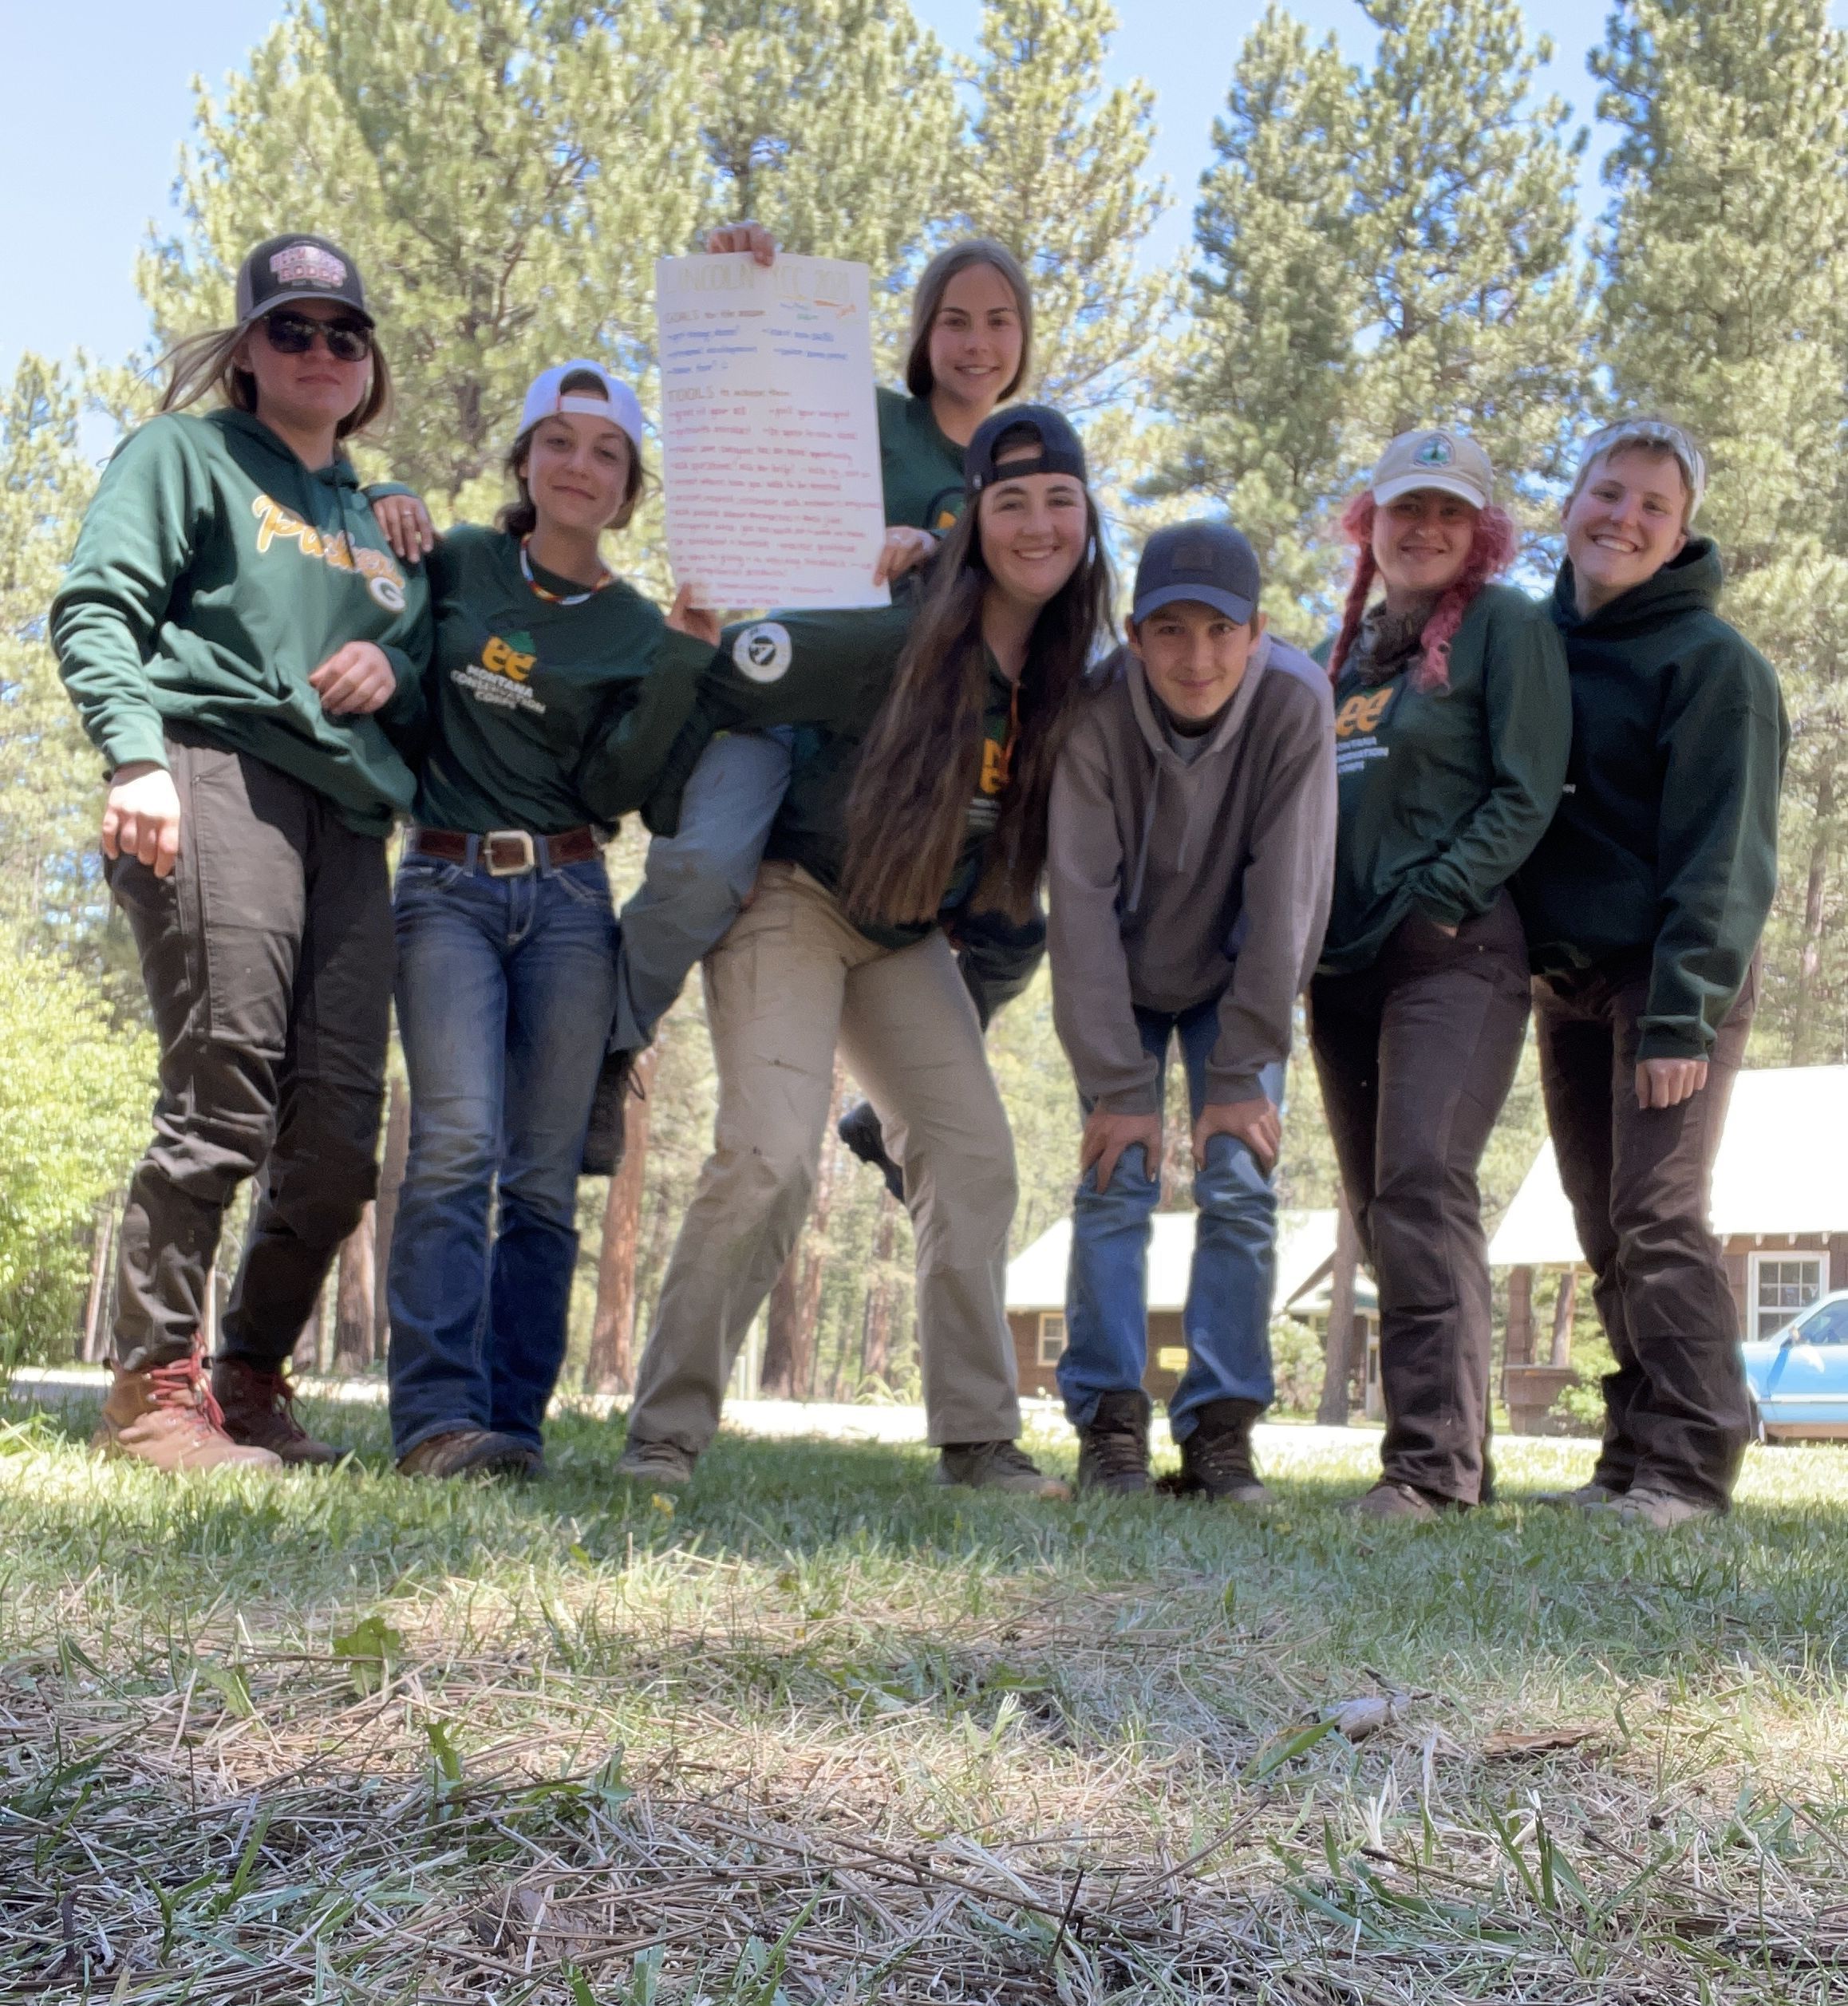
(965, 404, 1088, 494)
(235, 234, 373, 329)
(1132, 520, 1261, 626)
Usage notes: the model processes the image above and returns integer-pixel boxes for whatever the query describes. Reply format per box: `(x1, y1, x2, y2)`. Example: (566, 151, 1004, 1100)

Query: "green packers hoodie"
(52, 409, 430, 837)
(1514, 539, 1788, 1062)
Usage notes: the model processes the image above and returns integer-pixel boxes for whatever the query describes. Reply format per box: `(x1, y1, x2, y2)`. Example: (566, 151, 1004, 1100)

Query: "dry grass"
(3, 1396, 1847, 2001)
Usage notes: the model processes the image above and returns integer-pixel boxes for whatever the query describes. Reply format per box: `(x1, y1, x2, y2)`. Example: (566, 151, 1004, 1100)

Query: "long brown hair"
(158, 322, 391, 440)
(496, 369, 648, 539)
(904, 239, 1034, 401)
(838, 481, 1114, 929)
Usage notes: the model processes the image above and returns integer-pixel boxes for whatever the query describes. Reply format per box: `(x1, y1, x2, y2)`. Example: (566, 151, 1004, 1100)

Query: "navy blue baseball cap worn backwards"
(235, 234, 373, 329)
(965, 405, 1088, 494)
(1132, 520, 1262, 626)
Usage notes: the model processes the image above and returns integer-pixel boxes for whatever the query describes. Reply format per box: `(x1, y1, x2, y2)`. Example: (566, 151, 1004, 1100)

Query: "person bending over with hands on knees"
(1308, 429, 1570, 1519)
(1515, 419, 1787, 1529)
(373, 363, 718, 1481)
(51, 233, 429, 1471)
(1048, 523, 1335, 1500)
(614, 406, 1112, 1497)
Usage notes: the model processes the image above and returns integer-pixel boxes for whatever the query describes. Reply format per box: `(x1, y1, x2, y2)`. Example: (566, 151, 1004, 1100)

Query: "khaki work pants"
(626, 862, 1022, 1455)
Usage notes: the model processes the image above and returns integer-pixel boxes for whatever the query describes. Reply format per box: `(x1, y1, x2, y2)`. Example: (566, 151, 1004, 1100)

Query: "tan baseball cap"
(1370, 428, 1493, 510)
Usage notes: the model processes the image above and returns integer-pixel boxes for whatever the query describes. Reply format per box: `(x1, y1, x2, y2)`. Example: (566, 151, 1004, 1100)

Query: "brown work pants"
(1532, 956, 1755, 1509)
(1309, 894, 1531, 1504)
(106, 732, 393, 1372)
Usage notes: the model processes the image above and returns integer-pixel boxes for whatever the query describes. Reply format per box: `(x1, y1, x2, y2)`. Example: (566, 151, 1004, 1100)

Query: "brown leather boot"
(211, 1356, 346, 1466)
(93, 1345, 281, 1472)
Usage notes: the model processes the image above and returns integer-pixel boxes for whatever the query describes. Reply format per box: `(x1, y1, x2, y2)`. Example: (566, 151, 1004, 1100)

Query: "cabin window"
(1037, 1313, 1066, 1366)
(1748, 1253, 1829, 1341)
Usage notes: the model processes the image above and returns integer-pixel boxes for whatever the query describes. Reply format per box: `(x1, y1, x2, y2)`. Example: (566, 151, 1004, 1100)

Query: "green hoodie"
(417, 524, 713, 833)
(51, 409, 430, 837)
(1514, 539, 1788, 1062)
(878, 387, 967, 534)
(677, 600, 1016, 948)
(1317, 582, 1572, 975)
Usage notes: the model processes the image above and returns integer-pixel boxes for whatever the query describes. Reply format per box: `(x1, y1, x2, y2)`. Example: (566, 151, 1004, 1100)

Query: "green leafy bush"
(0, 942, 154, 1365)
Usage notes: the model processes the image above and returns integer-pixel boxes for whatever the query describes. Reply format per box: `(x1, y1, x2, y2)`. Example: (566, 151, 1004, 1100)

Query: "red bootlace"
(146, 1353, 228, 1432)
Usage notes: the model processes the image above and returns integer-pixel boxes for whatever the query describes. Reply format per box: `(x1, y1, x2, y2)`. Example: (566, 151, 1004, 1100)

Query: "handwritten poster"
(657, 253, 889, 610)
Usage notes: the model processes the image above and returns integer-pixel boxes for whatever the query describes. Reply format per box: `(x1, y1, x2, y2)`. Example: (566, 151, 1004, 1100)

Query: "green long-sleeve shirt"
(877, 387, 966, 535)
(51, 409, 430, 838)
(1514, 540, 1788, 1062)
(1317, 582, 1571, 975)
(415, 523, 712, 833)
(661, 601, 1013, 947)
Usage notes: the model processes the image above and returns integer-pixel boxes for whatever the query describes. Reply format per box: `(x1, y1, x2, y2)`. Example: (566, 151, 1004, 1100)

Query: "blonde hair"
(904, 240, 1033, 401)
(157, 322, 391, 440)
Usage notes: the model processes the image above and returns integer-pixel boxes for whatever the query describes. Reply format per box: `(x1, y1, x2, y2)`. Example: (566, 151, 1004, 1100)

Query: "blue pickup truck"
(1743, 1290, 1848, 1442)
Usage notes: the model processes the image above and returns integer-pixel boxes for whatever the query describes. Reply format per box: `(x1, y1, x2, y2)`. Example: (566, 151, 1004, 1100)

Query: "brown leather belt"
(409, 825, 599, 875)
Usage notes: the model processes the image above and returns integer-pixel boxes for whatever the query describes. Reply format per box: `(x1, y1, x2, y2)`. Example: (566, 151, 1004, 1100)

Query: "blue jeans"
(1058, 999, 1282, 1440)
(386, 851, 619, 1458)
(611, 729, 793, 1052)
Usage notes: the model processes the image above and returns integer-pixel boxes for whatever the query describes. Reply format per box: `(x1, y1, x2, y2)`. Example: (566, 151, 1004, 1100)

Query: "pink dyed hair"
(1327, 491, 1518, 692)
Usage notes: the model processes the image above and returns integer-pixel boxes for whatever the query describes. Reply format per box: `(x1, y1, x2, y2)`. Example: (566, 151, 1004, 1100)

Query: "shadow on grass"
(10, 1388, 1848, 1696)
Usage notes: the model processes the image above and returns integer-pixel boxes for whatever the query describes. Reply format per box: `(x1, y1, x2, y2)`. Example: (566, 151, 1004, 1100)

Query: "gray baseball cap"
(1132, 520, 1261, 625)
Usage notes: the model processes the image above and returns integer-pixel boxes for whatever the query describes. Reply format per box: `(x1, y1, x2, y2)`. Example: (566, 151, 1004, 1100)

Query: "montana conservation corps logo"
(732, 622, 792, 683)
(270, 243, 348, 290)
(1414, 434, 1455, 467)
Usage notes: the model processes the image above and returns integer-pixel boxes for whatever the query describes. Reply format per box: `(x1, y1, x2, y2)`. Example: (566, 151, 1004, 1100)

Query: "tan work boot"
(93, 1345, 281, 1472)
(934, 1440, 1071, 1500)
(211, 1356, 346, 1466)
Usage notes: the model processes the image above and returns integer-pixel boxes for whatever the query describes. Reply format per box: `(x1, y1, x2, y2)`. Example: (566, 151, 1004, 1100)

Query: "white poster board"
(657, 252, 889, 610)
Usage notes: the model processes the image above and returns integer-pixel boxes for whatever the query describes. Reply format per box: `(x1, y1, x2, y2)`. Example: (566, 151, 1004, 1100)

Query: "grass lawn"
(4, 1394, 1846, 2003)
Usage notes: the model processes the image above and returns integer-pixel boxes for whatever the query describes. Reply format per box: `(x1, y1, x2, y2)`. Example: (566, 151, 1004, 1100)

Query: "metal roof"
(1006, 1207, 1349, 1314)
(1488, 1065, 1848, 1267)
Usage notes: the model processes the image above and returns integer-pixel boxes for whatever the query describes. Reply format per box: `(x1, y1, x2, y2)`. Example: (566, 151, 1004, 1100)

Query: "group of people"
(51, 222, 1787, 1530)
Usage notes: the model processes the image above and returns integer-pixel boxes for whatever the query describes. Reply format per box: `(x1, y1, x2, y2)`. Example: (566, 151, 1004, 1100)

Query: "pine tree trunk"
(1316, 1198, 1361, 1426)
(860, 1199, 898, 1383)
(1550, 1265, 1578, 1369)
(1787, 768, 1835, 1064)
(760, 1258, 807, 1398)
(372, 1079, 409, 1356)
(334, 1205, 376, 1372)
(586, 1045, 660, 1394)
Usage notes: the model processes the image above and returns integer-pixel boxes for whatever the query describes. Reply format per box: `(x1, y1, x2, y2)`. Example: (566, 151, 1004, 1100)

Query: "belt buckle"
(484, 830, 536, 876)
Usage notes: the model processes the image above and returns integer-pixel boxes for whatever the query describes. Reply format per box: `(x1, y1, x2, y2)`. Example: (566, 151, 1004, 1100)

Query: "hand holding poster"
(657, 253, 890, 611)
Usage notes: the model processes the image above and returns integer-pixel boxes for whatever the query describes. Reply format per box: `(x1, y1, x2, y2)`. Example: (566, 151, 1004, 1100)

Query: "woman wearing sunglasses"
(52, 233, 430, 1472)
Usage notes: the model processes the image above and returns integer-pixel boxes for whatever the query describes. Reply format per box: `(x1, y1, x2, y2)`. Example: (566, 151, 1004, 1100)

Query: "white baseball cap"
(518, 361, 645, 452)
(1370, 428, 1494, 511)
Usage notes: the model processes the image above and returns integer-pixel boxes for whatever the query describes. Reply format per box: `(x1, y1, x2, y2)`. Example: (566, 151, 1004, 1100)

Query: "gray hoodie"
(1047, 634, 1336, 1114)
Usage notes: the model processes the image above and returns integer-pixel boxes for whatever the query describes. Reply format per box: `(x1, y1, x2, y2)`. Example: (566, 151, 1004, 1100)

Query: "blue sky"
(2, 0, 1835, 377)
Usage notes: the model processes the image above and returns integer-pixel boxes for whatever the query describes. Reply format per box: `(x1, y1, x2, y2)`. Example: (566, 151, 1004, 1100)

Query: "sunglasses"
(261, 310, 373, 362)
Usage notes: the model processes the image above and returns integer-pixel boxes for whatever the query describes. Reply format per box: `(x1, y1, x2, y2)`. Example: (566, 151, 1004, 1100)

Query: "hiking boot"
(1592, 1483, 1718, 1530)
(396, 1428, 536, 1479)
(838, 1098, 904, 1202)
(581, 1048, 641, 1178)
(1533, 1479, 1625, 1509)
(1345, 1479, 1443, 1521)
(935, 1440, 1071, 1499)
(1159, 1398, 1272, 1505)
(616, 1435, 697, 1487)
(93, 1344, 281, 1472)
(1076, 1389, 1151, 1495)
(212, 1356, 345, 1466)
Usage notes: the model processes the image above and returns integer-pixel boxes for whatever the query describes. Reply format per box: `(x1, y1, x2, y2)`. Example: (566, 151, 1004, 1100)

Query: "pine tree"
(141, 0, 709, 516)
(1161, 0, 1588, 638)
(1593, 0, 1848, 1064)
(953, 0, 1172, 438)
